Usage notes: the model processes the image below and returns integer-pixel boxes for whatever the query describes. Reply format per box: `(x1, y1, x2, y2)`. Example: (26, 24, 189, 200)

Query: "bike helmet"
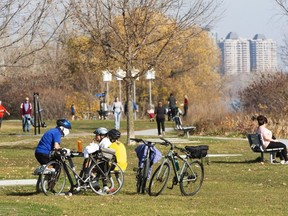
(107, 129, 121, 140)
(56, 119, 72, 129)
(93, 127, 108, 136)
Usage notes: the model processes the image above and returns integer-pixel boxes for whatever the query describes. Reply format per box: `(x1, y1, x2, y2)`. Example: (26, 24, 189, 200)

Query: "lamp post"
(146, 68, 156, 106)
(116, 67, 126, 102)
(132, 68, 139, 120)
(102, 70, 112, 106)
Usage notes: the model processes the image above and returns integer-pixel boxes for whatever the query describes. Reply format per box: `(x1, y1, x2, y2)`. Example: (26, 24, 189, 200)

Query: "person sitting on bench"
(256, 115, 288, 164)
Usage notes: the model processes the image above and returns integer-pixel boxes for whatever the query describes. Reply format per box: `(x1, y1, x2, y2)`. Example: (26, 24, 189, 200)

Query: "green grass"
(0, 120, 288, 215)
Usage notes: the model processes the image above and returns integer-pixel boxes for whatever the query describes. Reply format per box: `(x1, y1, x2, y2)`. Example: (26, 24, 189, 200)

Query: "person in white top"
(112, 97, 123, 129)
(256, 115, 288, 164)
(81, 127, 111, 177)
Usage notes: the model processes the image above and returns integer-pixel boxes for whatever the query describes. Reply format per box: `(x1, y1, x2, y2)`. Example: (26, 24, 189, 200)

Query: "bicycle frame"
(132, 138, 161, 194)
(58, 153, 98, 192)
(148, 137, 204, 196)
(157, 147, 190, 188)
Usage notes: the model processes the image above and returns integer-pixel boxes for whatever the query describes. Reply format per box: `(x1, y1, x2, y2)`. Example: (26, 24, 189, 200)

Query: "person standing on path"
(167, 93, 177, 120)
(71, 103, 76, 121)
(112, 97, 123, 130)
(155, 101, 166, 136)
(182, 95, 189, 117)
(20, 97, 32, 132)
(0, 100, 10, 129)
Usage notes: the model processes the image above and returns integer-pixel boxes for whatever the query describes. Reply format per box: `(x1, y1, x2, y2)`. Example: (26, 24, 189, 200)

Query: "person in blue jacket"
(34, 119, 72, 165)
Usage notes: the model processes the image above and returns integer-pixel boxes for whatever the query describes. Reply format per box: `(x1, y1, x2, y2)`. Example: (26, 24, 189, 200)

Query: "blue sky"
(213, 0, 288, 45)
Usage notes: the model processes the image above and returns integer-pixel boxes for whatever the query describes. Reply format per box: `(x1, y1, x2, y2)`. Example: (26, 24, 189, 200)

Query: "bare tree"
(275, 0, 288, 68)
(0, 0, 71, 72)
(275, 0, 288, 15)
(70, 0, 223, 144)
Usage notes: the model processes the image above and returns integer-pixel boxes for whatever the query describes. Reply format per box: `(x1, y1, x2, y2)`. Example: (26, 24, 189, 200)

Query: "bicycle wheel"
(136, 167, 143, 193)
(35, 175, 41, 193)
(41, 161, 66, 196)
(148, 162, 170, 196)
(180, 160, 204, 196)
(141, 157, 150, 194)
(89, 161, 124, 195)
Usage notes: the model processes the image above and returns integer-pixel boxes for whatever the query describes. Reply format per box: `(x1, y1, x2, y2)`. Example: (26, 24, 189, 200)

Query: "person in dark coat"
(154, 101, 166, 136)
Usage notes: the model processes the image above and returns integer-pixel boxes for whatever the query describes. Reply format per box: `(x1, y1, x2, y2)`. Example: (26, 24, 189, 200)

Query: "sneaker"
(280, 160, 288, 164)
(43, 167, 55, 174)
(109, 187, 116, 193)
(33, 166, 45, 175)
(103, 186, 110, 194)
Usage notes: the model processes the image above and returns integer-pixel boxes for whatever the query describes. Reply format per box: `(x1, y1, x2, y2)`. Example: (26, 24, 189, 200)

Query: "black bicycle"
(132, 138, 162, 194)
(37, 148, 124, 196)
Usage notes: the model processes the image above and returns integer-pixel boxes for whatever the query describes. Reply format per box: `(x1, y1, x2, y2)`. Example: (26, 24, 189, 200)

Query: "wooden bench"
(247, 133, 284, 163)
(173, 116, 196, 138)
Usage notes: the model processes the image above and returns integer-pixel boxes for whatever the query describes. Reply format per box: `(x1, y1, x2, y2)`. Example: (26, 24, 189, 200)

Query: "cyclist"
(82, 127, 111, 178)
(80, 127, 112, 193)
(83, 127, 111, 158)
(107, 129, 127, 172)
(34, 119, 72, 173)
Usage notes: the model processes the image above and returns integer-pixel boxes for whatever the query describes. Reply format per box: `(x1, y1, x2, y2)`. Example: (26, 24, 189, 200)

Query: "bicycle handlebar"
(130, 138, 166, 147)
(159, 137, 189, 154)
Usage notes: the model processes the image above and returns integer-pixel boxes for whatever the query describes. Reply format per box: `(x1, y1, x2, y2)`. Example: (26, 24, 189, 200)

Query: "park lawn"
(0, 120, 288, 215)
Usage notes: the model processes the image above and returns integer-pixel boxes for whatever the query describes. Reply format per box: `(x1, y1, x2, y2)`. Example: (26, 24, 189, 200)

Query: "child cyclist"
(107, 129, 127, 172)
(82, 127, 111, 177)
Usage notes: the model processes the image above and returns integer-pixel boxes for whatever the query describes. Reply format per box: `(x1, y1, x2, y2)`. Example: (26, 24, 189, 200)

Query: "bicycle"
(148, 138, 208, 196)
(37, 148, 124, 196)
(132, 138, 162, 194)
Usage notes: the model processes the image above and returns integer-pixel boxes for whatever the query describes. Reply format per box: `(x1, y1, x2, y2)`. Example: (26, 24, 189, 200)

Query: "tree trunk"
(125, 80, 135, 145)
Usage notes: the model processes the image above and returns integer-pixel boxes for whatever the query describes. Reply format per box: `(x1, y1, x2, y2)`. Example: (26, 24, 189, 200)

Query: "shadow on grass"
(6, 191, 40, 196)
(210, 157, 263, 164)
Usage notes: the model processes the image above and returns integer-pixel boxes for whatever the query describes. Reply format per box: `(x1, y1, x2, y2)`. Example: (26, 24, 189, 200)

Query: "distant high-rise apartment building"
(250, 34, 277, 72)
(218, 32, 277, 75)
(218, 32, 250, 75)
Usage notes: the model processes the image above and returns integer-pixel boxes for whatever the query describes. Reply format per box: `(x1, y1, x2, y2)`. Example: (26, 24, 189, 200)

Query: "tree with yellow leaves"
(68, 0, 223, 144)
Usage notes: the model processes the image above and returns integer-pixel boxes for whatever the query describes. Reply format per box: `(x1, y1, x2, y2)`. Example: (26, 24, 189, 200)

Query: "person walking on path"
(71, 103, 76, 121)
(155, 101, 166, 136)
(0, 100, 10, 129)
(112, 97, 123, 130)
(20, 97, 32, 132)
(182, 95, 189, 117)
(167, 93, 177, 120)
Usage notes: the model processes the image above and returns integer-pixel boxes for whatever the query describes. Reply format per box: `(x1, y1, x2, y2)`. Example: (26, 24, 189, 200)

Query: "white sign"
(132, 68, 140, 80)
(115, 68, 126, 81)
(146, 68, 156, 80)
(102, 70, 112, 82)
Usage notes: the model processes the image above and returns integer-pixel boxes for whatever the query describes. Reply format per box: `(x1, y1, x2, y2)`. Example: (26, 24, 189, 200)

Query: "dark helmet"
(93, 127, 108, 136)
(56, 119, 72, 129)
(107, 129, 121, 140)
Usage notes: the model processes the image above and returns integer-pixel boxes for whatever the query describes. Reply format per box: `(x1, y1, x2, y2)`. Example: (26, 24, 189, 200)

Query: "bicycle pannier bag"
(185, 145, 209, 159)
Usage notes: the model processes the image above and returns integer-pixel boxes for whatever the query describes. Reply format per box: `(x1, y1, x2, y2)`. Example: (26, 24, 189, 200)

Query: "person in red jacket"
(0, 100, 10, 129)
(20, 97, 32, 132)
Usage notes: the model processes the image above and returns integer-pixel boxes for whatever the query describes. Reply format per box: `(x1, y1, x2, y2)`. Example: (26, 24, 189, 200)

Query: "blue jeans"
(22, 114, 31, 132)
(114, 112, 121, 129)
